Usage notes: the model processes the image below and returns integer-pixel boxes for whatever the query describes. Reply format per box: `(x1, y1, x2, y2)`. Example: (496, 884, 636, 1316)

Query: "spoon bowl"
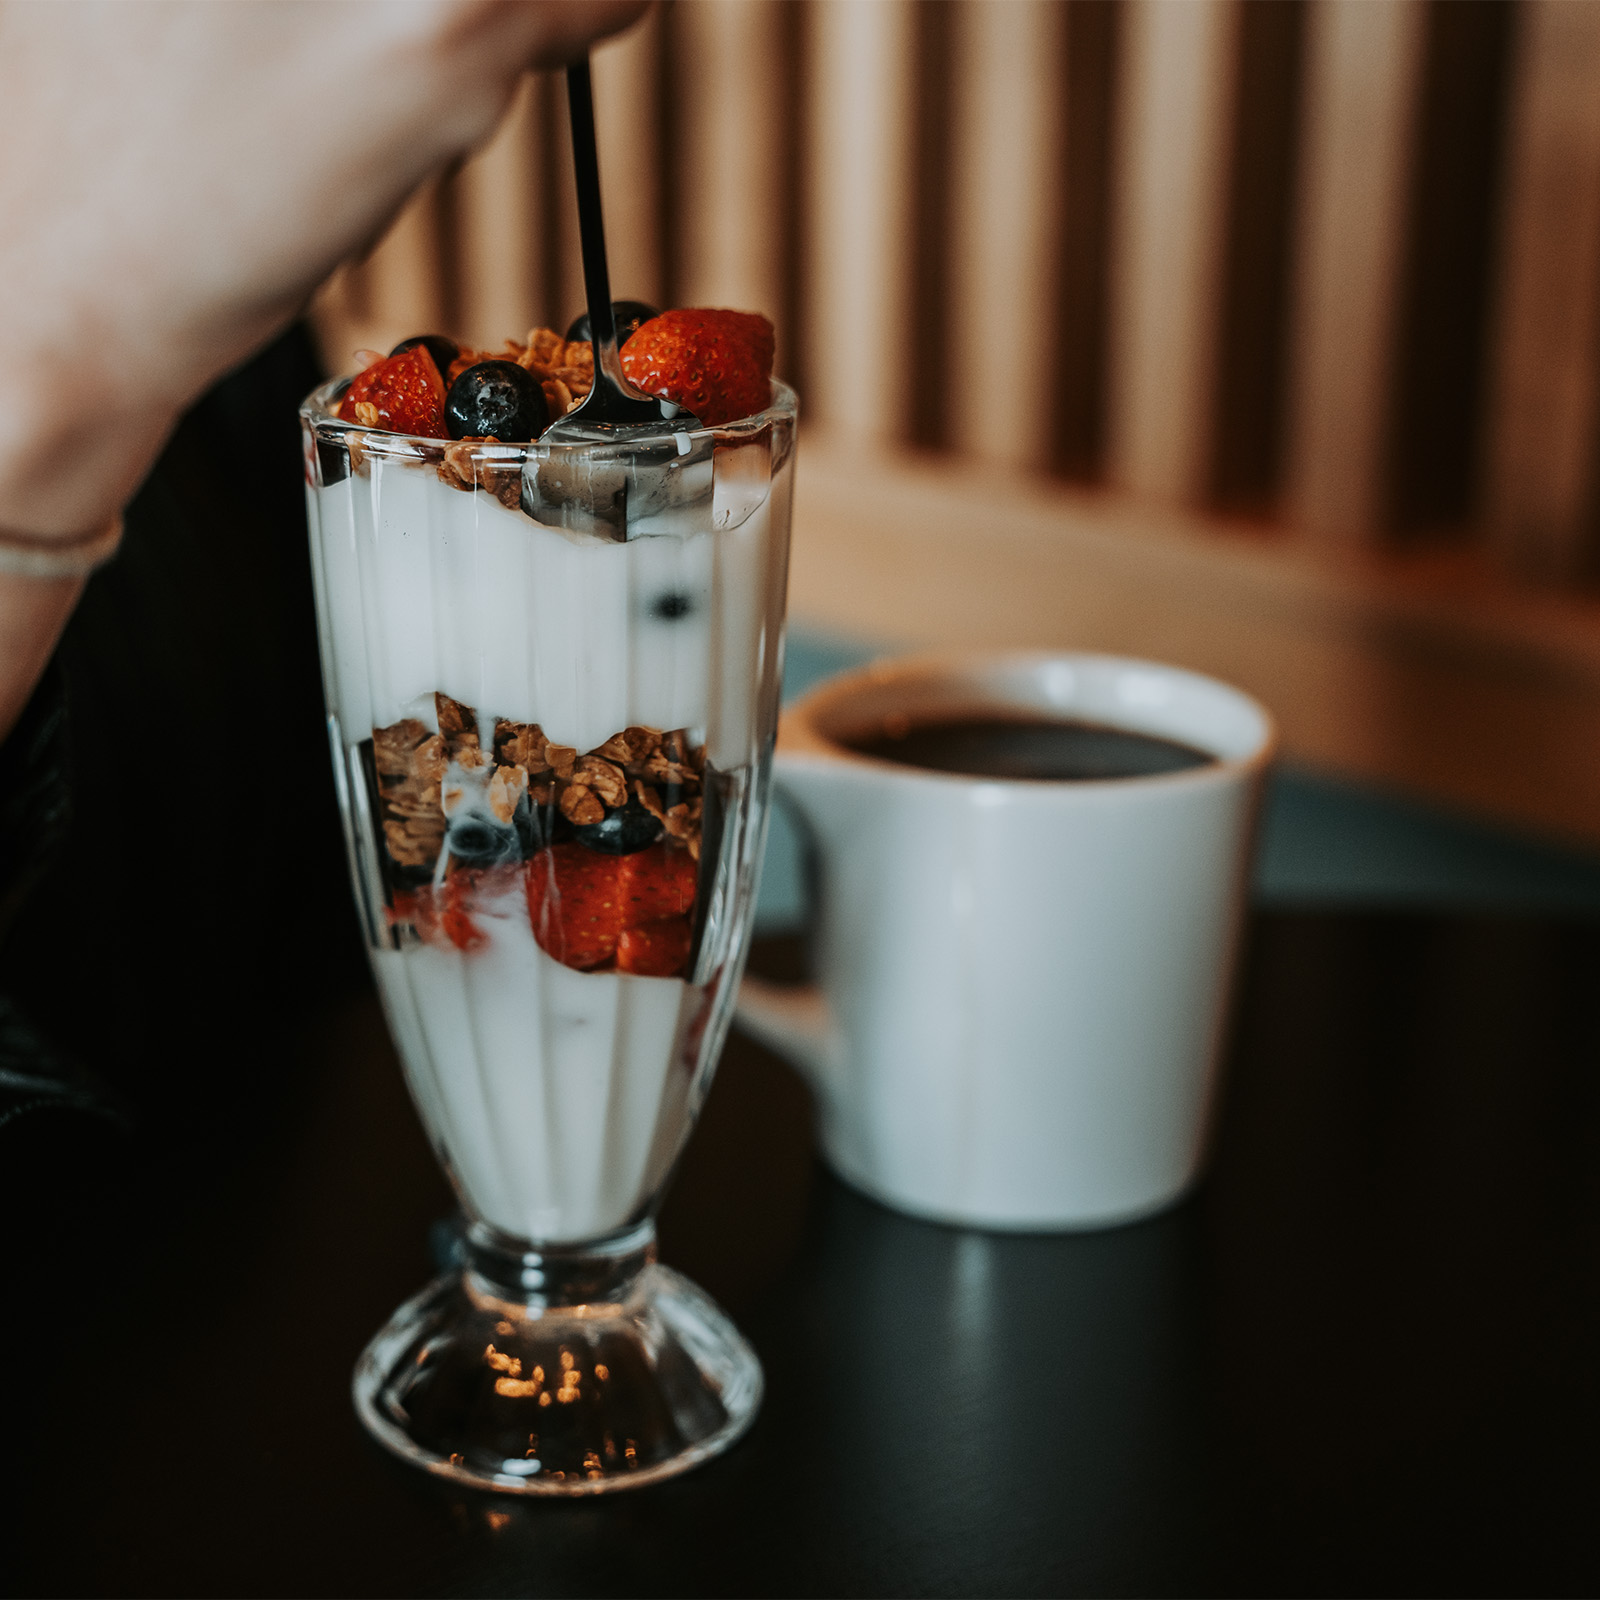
(522, 59, 703, 540)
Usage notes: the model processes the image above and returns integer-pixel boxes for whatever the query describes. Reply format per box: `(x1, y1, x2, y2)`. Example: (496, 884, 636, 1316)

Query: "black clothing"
(0, 325, 365, 1257)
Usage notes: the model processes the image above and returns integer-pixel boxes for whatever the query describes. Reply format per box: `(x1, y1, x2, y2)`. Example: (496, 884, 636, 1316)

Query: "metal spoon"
(521, 57, 706, 539)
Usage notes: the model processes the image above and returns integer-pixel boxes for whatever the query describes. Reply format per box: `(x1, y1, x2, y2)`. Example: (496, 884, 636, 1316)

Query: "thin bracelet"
(0, 516, 123, 580)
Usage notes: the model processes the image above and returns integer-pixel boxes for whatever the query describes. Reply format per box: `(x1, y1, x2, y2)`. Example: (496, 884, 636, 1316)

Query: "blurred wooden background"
(313, 0, 1600, 849)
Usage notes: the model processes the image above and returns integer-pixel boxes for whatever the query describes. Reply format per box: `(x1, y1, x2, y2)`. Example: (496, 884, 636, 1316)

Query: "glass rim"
(299, 375, 798, 460)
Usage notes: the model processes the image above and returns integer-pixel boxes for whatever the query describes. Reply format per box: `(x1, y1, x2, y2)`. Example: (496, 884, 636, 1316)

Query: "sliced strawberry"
(395, 873, 487, 952)
(527, 844, 625, 969)
(339, 346, 447, 437)
(616, 916, 692, 978)
(620, 844, 699, 923)
(438, 883, 484, 952)
(620, 309, 774, 428)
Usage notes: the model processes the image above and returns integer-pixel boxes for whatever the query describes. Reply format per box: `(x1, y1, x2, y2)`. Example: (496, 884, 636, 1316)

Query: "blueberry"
(391, 334, 459, 379)
(444, 360, 550, 442)
(571, 796, 664, 856)
(651, 591, 694, 621)
(565, 301, 660, 349)
(446, 814, 520, 866)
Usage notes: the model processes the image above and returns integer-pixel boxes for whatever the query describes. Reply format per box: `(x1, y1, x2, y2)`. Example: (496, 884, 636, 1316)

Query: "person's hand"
(0, 0, 647, 540)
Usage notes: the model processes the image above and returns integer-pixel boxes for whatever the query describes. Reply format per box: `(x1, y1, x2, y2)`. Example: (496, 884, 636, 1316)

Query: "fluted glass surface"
(299, 379, 795, 1493)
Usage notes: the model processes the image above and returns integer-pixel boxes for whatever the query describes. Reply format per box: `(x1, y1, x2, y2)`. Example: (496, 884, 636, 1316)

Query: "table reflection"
(437, 1143, 1208, 1596)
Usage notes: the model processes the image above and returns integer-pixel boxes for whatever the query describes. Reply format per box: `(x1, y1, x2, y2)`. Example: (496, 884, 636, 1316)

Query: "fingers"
(482, 0, 654, 70)
(0, 0, 656, 539)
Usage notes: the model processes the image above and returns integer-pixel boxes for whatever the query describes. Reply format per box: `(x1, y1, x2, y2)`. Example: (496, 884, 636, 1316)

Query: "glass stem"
(463, 1217, 657, 1312)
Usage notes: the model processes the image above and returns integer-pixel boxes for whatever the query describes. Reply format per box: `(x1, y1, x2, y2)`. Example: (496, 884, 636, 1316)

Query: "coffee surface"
(843, 714, 1215, 781)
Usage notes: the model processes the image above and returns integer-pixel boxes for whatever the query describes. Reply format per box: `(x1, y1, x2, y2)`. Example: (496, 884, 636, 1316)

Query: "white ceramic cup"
(736, 651, 1275, 1231)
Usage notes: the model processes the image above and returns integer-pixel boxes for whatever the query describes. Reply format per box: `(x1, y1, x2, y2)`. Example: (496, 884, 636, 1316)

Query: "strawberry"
(527, 844, 624, 969)
(339, 346, 446, 437)
(526, 841, 699, 973)
(721, 310, 776, 373)
(616, 916, 692, 978)
(620, 844, 699, 923)
(620, 309, 774, 428)
(393, 873, 488, 953)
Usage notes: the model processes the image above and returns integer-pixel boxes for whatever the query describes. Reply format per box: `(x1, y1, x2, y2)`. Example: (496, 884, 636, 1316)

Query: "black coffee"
(843, 714, 1215, 781)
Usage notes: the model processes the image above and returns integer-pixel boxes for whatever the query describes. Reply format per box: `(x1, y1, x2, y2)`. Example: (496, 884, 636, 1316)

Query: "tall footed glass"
(299, 380, 796, 1493)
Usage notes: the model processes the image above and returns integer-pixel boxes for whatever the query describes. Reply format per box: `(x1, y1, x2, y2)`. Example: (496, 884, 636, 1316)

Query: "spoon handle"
(566, 59, 620, 373)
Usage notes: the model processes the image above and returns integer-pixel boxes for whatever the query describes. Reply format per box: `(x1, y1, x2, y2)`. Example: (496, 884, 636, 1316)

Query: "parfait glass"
(299, 378, 797, 1494)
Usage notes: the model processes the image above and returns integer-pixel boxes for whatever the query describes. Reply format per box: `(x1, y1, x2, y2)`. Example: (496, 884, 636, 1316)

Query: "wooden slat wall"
(1285, 0, 1427, 546)
(308, 0, 1600, 835)
(594, 13, 664, 312)
(947, 0, 1063, 468)
(1106, 0, 1235, 503)
(802, 0, 916, 445)
(674, 0, 784, 318)
(1485, 0, 1600, 584)
(314, 1, 1577, 553)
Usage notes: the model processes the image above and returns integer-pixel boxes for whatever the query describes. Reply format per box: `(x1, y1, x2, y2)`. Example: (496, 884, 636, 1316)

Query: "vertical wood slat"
(1050, 0, 1120, 483)
(1486, 0, 1600, 582)
(1208, 0, 1306, 514)
(536, 73, 585, 334)
(337, 179, 448, 359)
(1286, 0, 1427, 546)
(1386, 0, 1516, 538)
(673, 0, 785, 323)
(905, 0, 954, 450)
(947, 0, 1064, 470)
(803, 0, 916, 443)
(1106, 0, 1236, 505)
(594, 12, 664, 312)
(454, 79, 540, 350)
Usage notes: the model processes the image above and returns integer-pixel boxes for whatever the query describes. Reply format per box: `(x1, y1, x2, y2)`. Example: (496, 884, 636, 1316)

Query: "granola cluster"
(372, 718, 447, 869)
(371, 692, 490, 869)
(437, 439, 522, 507)
(370, 692, 704, 885)
(501, 721, 704, 855)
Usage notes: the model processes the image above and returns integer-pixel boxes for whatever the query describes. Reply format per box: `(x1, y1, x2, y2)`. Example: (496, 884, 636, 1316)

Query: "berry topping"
(565, 301, 660, 348)
(620, 308, 774, 427)
(339, 346, 446, 437)
(444, 359, 551, 442)
(616, 916, 692, 978)
(391, 334, 460, 380)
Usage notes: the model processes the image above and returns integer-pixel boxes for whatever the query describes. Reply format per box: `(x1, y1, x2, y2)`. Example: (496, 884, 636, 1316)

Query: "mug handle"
(733, 975, 835, 1088)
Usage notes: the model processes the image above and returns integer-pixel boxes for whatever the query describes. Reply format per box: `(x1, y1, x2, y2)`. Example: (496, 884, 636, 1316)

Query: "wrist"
(0, 307, 184, 540)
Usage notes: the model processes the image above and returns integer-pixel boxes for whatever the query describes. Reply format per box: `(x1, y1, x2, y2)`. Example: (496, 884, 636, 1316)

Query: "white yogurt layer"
(306, 443, 784, 767)
(305, 447, 787, 1245)
(372, 884, 700, 1242)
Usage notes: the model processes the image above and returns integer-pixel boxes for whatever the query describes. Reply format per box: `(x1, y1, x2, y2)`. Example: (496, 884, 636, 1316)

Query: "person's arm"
(0, 0, 646, 735)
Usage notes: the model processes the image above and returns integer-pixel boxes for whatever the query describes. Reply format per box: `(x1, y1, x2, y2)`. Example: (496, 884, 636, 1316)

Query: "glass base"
(352, 1222, 762, 1495)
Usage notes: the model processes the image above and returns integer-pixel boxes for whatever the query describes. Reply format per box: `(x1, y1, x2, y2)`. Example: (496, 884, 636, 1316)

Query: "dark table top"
(7, 908, 1600, 1597)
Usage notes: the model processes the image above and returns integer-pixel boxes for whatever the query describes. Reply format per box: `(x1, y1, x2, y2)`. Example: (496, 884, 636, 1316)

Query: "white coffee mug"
(736, 651, 1275, 1231)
